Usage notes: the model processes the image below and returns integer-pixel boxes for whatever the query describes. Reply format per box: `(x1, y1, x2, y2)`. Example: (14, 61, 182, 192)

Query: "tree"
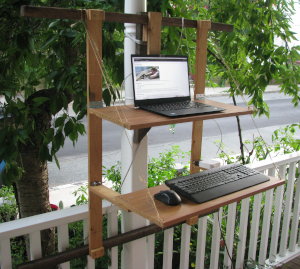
(0, 0, 123, 255)
(156, 0, 300, 162)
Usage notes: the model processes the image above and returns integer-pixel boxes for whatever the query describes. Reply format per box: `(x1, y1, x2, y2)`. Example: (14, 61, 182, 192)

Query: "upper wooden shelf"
(91, 176, 284, 228)
(89, 99, 253, 130)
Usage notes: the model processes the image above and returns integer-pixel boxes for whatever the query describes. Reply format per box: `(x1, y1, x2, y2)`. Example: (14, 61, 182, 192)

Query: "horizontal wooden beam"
(20, 5, 233, 32)
(17, 224, 163, 269)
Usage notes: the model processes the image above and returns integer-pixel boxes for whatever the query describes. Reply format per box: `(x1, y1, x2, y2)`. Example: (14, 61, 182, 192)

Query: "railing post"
(107, 208, 119, 269)
(279, 162, 296, 256)
(248, 193, 262, 262)
(223, 203, 237, 268)
(210, 209, 222, 269)
(84, 219, 95, 269)
(0, 238, 12, 269)
(180, 223, 192, 269)
(163, 228, 174, 269)
(29, 231, 42, 260)
(288, 162, 300, 252)
(236, 199, 250, 269)
(195, 216, 208, 269)
(57, 224, 70, 269)
(269, 165, 286, 263)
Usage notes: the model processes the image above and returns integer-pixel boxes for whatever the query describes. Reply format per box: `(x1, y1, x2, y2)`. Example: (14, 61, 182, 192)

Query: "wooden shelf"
(89, 99, 253, 130)
(91, 176, 284, 228)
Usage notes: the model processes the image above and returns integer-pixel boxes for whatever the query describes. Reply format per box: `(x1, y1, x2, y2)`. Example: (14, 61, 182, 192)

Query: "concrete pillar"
(121, 1, 149, 268)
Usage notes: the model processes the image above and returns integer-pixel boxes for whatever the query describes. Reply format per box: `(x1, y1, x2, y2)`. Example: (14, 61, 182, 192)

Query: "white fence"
(0, 152, 299, 269)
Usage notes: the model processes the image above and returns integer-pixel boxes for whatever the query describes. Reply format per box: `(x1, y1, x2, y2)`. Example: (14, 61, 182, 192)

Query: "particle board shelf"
(88, 99, 253, 130)
(91, 176, 284, 228)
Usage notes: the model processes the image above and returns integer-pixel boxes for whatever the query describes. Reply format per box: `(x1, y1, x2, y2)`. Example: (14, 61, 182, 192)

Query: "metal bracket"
(133, 128, 151, 144)
(90, 181, 102, 186)
(89, 101, 104, 109)
(192, 160, 201, 167)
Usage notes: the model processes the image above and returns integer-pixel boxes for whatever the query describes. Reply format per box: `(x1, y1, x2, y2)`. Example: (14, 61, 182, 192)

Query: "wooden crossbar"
(20, 5, 233, 32)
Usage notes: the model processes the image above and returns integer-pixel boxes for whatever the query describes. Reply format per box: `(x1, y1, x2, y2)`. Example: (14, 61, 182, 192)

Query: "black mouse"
(154, 190, 182, 206)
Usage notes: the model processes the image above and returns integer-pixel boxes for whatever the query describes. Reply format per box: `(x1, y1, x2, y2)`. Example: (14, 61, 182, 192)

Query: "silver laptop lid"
(131, 55, 190, 106)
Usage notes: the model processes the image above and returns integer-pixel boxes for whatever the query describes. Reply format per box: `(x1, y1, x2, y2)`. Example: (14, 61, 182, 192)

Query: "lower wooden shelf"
(90, 176, 284, 228)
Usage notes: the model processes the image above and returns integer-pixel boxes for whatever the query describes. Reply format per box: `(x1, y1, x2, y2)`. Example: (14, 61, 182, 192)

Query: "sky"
(290, 1, 300, 47)
(274, 2, 299, 47)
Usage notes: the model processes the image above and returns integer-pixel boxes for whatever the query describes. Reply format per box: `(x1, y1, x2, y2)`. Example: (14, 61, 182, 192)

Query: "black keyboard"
(146, 101, 211, 111)
(165, 163, 270, 204)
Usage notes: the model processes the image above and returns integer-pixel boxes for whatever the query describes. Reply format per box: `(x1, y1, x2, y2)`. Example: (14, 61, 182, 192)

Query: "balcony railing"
(0, 152, 299, 269)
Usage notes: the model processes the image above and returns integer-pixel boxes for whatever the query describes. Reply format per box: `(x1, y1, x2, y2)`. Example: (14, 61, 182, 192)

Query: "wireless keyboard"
(165, 163, 270, 204)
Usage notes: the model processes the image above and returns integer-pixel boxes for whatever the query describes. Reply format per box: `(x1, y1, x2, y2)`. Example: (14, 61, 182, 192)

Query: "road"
(48, 92, 300, 187)
(56, 93, 300, 157)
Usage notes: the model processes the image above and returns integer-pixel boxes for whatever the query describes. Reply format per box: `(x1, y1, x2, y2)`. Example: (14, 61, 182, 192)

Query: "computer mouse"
(154, 190, 182, 206)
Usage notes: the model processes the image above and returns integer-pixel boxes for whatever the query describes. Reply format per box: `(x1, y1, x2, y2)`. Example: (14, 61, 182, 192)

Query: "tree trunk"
(232, 94, 246, 164)
(16, 150, 55, 256)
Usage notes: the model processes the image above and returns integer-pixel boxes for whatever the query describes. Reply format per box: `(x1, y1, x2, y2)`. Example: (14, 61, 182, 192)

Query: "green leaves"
(32, 97, 50, 107)
(0, 0, 125, 185)
(64, 118, 85, 143)
(272, 123, 300, 153)
(1, 0, 299, 187)
(216, 123, 300, 164)
(148, 146, 189, 187)
(102, 146, 190, 192)
(52, 114, 86, 152)
(103, 161, 122, 192)
(0, 186, 18, 223)
(159, 0, 300, 115)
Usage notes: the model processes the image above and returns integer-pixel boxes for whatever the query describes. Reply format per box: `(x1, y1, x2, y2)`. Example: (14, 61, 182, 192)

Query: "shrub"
(0, 185, 17, 223)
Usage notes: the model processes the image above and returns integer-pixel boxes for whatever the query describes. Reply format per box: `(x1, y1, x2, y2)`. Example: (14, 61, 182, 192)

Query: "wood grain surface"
(92, 176, 284, 228)
(89, 99, 253, 130)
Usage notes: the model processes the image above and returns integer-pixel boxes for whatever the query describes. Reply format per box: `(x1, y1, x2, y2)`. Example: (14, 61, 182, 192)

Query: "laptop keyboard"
(145, 101, 210, 111)
(165, 164, 270, 203)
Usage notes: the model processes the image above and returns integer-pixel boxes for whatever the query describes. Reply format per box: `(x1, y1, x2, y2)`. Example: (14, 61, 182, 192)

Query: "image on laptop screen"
(131, 55, 190, 105)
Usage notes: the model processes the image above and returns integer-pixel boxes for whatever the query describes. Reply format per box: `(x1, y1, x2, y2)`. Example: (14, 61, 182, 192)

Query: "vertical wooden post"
(190, 20, 211, 174)
(86, 9, 105, 259)
(147, 12, 162, 54)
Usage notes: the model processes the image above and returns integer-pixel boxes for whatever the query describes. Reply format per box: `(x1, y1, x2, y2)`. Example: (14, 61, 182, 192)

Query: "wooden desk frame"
(20, 6, 280, 260)
(84, 9, 232, 258)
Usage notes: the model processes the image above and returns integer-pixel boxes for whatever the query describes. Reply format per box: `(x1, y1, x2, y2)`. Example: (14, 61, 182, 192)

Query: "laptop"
(131, 55, 224, 117)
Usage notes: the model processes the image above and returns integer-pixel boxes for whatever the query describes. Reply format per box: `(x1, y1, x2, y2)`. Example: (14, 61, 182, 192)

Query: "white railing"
(0, 152, 299, 269)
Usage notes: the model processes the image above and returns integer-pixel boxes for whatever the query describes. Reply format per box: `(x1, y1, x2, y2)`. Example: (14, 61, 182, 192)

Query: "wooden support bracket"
(190, 20, 211, 174)
(147, 12, 162, 54)
(186, 216, 199, 226)
(90, 185, 132, 212)
(194, 20, 211, 98)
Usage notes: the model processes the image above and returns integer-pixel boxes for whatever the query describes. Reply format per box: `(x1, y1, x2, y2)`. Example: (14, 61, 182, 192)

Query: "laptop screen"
(131, 55, 190, 105)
